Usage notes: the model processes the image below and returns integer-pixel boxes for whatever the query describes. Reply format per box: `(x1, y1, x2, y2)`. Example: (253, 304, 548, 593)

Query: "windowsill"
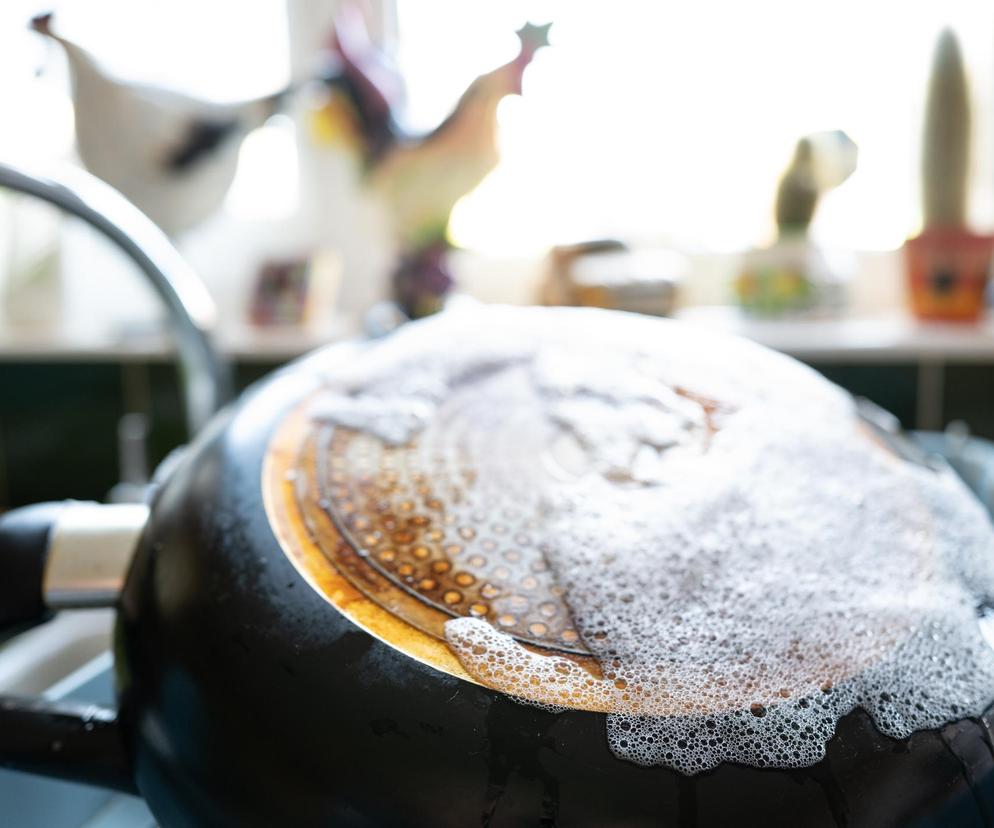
(3, 302, 994, 367)
(0, 246, 989, 366)
(0, 315, 360, 363)
(674, 305, 994, 364)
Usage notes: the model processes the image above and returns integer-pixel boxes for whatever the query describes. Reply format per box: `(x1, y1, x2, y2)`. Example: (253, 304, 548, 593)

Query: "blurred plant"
(391, 240, 453, 319)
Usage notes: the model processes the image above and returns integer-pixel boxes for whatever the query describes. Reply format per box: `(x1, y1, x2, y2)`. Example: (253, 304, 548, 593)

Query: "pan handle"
(0, 695, 135, 793)
(0, 500, 148, 628)
(0, 503, 61, 630)
(0, 159, 231, 793)
(0, 501, 145, 791)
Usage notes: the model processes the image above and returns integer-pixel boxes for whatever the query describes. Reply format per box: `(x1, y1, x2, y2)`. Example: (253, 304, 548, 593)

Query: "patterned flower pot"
(904, 228, 993, 322)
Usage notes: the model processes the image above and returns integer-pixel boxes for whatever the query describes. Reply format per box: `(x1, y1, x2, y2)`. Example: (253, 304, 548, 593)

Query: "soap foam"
(312, 305, 994, 773)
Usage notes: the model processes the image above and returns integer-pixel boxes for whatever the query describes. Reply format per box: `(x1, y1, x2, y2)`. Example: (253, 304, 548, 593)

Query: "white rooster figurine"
(30, 12, 283, 236)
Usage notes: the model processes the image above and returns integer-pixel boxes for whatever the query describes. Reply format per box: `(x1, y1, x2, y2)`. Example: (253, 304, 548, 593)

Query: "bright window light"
(396, 0, 994, 255)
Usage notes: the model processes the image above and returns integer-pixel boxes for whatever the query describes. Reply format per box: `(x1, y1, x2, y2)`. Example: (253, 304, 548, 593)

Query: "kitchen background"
(2, 0, 994, 510)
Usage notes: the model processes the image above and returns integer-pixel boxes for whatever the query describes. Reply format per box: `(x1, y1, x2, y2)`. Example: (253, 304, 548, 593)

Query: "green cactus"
(922, 28, 971, 229)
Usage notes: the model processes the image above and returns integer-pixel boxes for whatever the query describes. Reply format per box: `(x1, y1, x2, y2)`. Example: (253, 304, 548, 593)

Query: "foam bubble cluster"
(313, 305, 994, 774)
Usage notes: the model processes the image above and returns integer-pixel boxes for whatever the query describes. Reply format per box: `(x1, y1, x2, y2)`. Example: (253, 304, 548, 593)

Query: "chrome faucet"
(0, 160, 232, 435)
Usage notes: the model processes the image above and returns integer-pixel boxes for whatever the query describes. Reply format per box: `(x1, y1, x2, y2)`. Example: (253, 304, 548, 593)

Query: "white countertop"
(675, 306, 994, 364)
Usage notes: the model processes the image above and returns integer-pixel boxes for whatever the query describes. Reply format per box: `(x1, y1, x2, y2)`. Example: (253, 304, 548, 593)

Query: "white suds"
(312, 305, 994, 774)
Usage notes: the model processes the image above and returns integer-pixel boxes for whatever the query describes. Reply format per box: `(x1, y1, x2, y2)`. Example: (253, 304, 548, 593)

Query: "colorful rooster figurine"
(316, 13, 551, 317)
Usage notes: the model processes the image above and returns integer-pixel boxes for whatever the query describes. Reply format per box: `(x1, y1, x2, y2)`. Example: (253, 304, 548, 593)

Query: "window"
(396, 0, 994, 254)
(4, 1, 994, 284)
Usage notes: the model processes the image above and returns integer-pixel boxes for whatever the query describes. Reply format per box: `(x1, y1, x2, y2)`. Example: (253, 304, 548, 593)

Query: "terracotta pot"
(904, 228, 993, 322)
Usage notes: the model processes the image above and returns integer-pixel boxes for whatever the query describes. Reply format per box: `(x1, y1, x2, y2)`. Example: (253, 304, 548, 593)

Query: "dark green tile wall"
(0, 360, 278, 508)
(817, 363, 919, 429)
(943, 365, 994, 440)
(0, 359, 990, 509)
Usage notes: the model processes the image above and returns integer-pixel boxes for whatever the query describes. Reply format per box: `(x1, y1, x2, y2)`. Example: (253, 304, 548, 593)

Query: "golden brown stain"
(262, 401, 476, 684)
(263, 397, 609, 707)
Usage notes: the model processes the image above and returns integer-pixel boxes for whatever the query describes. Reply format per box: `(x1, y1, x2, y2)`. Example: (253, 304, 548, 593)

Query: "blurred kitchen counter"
(3, 283, 994, 507)
(675, 305, 994, 364)
(675, 306, 994, 433)
(4, 305, 994, 365)
(0, 316, 359, 362)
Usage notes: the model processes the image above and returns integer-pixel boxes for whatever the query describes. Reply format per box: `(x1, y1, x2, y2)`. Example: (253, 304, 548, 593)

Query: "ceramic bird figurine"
(736, 130, 857, 316)
(774, 138, 819, 238)
(315, 16, 551, 317)
(775, 130, 857, 238)
(30, 12, 283, 236)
